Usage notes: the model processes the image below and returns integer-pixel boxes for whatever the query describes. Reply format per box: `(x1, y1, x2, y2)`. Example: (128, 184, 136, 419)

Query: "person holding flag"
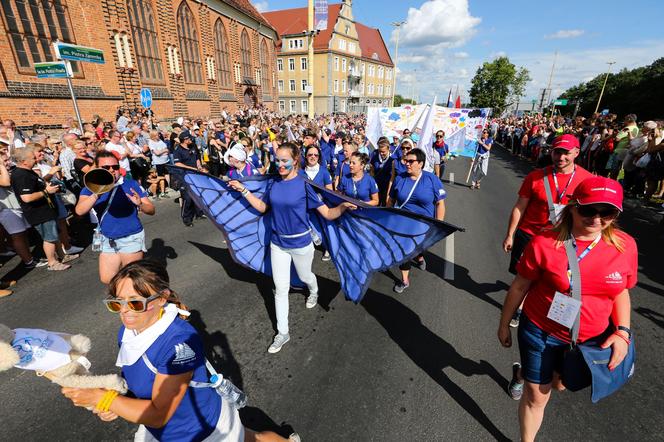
(469, 129, 493, 189)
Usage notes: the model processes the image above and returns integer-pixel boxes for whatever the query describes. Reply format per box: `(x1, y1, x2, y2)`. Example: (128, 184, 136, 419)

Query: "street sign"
(54, 42, 105, 64)
(34, 62, 70, 79)
(553, 99, 568, 106)
(140, 88, 153, 108)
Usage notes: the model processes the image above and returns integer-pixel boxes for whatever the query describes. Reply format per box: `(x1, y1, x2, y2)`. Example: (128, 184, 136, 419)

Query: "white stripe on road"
(444, 233, 455, 280)
(449, 172, 455, 184)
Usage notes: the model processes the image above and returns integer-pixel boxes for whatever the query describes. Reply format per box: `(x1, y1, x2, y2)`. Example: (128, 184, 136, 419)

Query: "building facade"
(263, 0, 394, 115)
(0, 0, 279, 128)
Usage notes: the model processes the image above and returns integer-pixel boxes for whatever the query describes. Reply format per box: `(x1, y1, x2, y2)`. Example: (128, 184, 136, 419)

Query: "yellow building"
(263, 0, 394, 114)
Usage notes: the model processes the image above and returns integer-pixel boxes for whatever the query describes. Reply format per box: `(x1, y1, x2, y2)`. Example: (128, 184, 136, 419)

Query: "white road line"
(449, 172, 455, 184)
(444, 233, 455, 280)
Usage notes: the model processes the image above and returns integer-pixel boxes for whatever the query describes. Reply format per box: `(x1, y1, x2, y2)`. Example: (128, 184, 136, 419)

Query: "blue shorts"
(100, 230, 146, 254)
(517, 315, 568, 385)
(34, 219, 59, 243)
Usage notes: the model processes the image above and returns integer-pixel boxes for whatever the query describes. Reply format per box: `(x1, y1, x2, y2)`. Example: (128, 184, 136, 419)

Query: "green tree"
(469, 57, 531, 111)
(393, 94, 416, 106)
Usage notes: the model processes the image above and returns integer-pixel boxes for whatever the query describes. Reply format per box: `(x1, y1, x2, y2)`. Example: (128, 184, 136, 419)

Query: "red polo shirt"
(517, 230, 638, 343)
(517, 165, 593, 236)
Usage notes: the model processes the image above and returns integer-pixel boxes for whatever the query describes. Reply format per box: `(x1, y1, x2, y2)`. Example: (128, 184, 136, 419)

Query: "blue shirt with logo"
(389, 171, 446, 218)
(338, 173, 379, 202)
(118, 318, 221, 442)
(265, 175, 323, 249)
(80, 178, 146, 239)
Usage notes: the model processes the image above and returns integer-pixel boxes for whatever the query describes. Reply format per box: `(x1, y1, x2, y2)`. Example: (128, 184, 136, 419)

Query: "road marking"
(449, 172, 455, 184)
(444, 233, 455, 280)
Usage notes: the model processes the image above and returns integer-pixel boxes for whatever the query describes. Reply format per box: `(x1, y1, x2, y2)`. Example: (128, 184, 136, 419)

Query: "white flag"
(327, 117, 335, 134)
(287, 124, 297, 142)
(418, 96, 437, 172)
(366, 108, 383, 150)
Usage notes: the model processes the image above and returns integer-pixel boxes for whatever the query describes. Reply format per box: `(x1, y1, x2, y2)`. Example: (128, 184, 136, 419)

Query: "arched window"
(213, 19, 231, 88)
(240, 29, 252, 80)
(127, 0, 163, 83)
(176, 2, 202, 83)
(260, 39, 271, 91)
(0, 0, 80, 74)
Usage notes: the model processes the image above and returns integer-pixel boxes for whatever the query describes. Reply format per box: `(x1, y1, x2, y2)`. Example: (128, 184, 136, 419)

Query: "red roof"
(262, 3, 392, 66)
(222, 0, 275, 31)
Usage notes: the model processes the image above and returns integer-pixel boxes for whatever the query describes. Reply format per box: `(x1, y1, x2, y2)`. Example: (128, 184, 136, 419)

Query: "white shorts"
(0, 208, 31, 234)
(133, 402, 244, 442)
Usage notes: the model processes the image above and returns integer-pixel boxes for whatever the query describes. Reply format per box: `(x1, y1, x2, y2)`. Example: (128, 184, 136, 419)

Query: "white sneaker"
(268, 333, 290, 354)
(306, 293, 318, 309)
(65, 245, 84, 255)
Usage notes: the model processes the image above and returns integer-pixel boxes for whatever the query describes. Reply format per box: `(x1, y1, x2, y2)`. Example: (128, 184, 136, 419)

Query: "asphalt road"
(1, 146, 663, 441)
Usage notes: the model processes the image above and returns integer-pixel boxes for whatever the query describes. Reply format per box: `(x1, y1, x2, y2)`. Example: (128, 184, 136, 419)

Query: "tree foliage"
(560, 58, 664, 119)
(394, 94, 417, 106)
(469, 57, 531, 111)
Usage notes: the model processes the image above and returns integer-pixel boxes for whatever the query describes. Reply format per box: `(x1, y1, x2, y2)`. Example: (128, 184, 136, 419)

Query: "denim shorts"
(101, 230, 146, 254)
(34, 219, 59, 243)
(517, 315, 568, 385)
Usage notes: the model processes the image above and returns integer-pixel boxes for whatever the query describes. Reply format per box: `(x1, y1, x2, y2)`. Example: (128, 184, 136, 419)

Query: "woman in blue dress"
(388, 148, 446, 294)
(229, 143, 355, 353)
(61, 260, 300, 442)
(224, 144, 259, 179)
(392, 137, 415, 177)
(337, 152, 379, 206)
(333, 139, 358, 189)
(370, 138, 395, 206)
(470, 129, 493, 189)
(299, 145, 333, 190)
(242, 137, 266, 174)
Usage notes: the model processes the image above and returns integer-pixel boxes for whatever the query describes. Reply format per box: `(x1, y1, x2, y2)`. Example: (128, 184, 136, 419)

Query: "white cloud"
(393, 0, 481, 49)
(454, 52, 469, 59)
(490, 51, 507, 59)
(252, 1, 269, 13)
(544, 29, 584, 40)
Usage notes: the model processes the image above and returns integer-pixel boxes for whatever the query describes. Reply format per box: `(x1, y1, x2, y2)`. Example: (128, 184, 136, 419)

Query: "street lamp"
(390, 20, 405, 107)
(594, 61, 616, 114)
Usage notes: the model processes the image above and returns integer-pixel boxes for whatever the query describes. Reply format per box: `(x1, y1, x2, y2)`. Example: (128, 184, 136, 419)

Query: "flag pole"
(465, 142, 480, 184)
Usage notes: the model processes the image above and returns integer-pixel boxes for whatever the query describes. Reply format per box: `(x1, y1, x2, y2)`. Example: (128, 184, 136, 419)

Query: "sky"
(252, 0, 664, 106)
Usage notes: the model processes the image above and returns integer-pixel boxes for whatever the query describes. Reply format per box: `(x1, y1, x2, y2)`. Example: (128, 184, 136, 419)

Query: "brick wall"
(0, 0, 277, 129)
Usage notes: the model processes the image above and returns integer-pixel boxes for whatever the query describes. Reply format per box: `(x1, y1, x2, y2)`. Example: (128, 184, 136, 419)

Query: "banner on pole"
(314, 0, 328, 31)
(366, 104, 492, 158)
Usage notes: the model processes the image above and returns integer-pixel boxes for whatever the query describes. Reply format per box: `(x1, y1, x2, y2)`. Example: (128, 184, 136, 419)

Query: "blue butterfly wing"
(307, 180, 463, 303)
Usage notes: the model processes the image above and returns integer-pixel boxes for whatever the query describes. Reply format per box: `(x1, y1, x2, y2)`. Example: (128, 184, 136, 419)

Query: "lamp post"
(307, 0, 315, 116)
(594, 61, 616, 114)
(390, 21, 405, 107)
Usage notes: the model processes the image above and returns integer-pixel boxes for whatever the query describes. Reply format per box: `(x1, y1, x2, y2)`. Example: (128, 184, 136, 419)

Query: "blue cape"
(168, 166, 463, 303)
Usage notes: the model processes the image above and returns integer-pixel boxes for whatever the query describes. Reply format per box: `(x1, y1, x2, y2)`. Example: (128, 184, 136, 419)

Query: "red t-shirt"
(517, 230, 638, 343)
(517, 165, 594, 236)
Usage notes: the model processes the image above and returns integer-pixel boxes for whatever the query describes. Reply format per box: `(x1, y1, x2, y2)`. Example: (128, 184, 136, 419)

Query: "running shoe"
(508, 362, 524, 400)
(321, 250, 331, 261)
(160, 193, 170, 199)
(289, 434, 301, 442)
(268, 333, 290, 354)
(413, 258, 426, 271)
(65, 245, 84, 255)
(305, 293, 318, 309)
(393, 281, 409, 294)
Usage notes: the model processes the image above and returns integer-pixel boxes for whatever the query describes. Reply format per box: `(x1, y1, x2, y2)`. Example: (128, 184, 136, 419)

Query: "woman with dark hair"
(337, 152, 379, 206)
(61, 260, 301, 442)
(299, 145, 333, 189)
(229, 142, 355, 353)
(469, 129, 493, 190)
(388, 148, 446, 293)
(498, 176, 637, 442)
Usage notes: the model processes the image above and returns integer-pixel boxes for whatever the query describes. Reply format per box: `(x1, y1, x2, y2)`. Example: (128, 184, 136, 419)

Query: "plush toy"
(0, 324, 127, 394)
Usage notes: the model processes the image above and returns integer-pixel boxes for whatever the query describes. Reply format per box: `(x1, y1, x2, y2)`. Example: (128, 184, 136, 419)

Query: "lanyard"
(552, 166, 576, 202)
(376, 153, 389, 169)
(396, 173, 422, 209)
(566, 234, 601, 289)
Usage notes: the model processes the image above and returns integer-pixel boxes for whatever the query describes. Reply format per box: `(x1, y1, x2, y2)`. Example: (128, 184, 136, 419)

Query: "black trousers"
(180, 186, 202, 224)
(509, 228, 533, 275)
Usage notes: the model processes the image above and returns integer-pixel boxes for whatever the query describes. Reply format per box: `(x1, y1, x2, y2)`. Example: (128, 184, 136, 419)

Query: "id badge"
(92, 229, 103, 252)
(547, 291, 582, 329)
(550, 203, 566, 224)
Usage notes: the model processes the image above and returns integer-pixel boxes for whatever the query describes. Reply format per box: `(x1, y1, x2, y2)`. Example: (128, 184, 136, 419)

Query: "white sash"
(395, 173, 423, 209)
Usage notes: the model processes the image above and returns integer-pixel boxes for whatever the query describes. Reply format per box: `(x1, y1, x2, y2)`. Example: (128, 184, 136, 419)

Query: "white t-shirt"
(149, 139, 170, 165)
(105, 141, 131, 170)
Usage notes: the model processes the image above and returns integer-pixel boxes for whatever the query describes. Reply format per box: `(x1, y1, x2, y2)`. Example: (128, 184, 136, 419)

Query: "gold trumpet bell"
(84, 168, 116, 194)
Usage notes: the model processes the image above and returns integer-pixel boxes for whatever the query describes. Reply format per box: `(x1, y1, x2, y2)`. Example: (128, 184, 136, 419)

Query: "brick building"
(263, 0, 394, 115)
(0, 0, 279, 129)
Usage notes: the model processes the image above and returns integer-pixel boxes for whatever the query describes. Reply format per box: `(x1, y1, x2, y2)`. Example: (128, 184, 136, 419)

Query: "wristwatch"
(617, 325, 632, 339)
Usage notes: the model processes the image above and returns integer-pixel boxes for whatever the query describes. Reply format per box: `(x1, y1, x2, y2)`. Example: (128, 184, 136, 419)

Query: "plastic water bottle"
(210, 374, 247, 408)
(310, 228, 322, 246)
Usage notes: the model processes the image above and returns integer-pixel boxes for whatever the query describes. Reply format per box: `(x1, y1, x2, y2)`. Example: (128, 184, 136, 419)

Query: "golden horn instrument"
(83, 168, 116, 195)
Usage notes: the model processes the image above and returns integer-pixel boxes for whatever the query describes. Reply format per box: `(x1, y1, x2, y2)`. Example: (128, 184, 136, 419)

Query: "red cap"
(572, 176, 623, 211)
(552, 134, 580, 150)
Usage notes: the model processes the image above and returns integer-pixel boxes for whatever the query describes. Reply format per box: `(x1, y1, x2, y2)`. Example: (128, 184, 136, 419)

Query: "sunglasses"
(103, 294, 161, 313)
(306, 153, 319, 157)
(404, 159, 419, 165)
(100, 164, 120, 171)
(436, 135, 444, 138)
(576, 204, 620, 220)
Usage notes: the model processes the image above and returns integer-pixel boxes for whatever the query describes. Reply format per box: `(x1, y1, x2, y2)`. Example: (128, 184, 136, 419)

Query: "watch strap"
(617, 325, 632, 339)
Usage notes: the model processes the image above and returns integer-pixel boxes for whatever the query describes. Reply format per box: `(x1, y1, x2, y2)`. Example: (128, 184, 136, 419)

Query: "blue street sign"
(140, 88, 153, 108)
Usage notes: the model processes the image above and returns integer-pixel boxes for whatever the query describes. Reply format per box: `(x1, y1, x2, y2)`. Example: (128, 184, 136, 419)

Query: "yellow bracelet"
(95, 390, 119, 413)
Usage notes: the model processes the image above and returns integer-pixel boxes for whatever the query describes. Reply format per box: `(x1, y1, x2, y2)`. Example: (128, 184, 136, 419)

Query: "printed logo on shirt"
(439, 188, 446, 197)
(172, 342, 196, 364)
(605, 271, 623, 284)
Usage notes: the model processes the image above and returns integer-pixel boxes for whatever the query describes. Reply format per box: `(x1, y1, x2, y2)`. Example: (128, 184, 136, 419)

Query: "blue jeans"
(517, 315, 568, 384)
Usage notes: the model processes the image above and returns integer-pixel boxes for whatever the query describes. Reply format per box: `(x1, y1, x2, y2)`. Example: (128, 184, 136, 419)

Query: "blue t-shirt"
(370, 150, 394, 189)
(389, 171, 446, 218)
(299, 168, 332, 187)
(338, 173, 379, 202)
(80, 178, 146, 239)
(334, 160, 350, 178)
(173, 146, 198, 168)
(119, 319, 221, 442)
(319, 140, 335, 169)
(434, 142, 448, 159)
(477, 137, 493, 155)
(266, 175, 323, 249)
(247, 151, 263, 170)
(392, 150, 408, 175)
(227, 162, 258, 179)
